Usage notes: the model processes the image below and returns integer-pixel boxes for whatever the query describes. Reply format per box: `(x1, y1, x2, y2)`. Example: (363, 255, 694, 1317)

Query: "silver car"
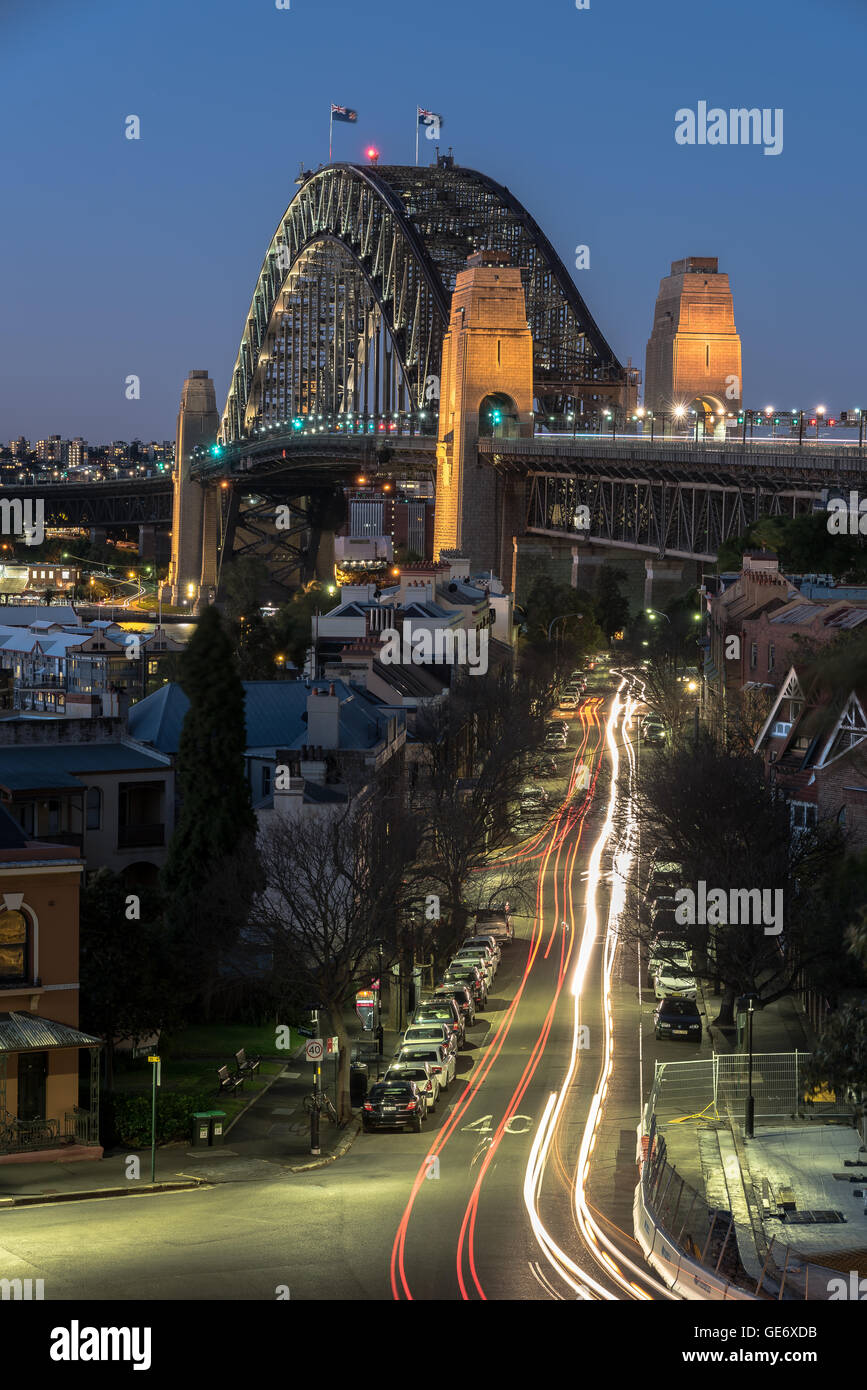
(394, 1043, 456, 1089)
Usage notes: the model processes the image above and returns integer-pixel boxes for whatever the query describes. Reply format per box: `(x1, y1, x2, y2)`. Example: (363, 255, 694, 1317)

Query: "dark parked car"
(442, 965, 486, 1010)
(654, 996, 702, 1041)
(362, 1080, 426, 1132)
(414, 998, 466, 1046)
(434, 984, 476, 1027)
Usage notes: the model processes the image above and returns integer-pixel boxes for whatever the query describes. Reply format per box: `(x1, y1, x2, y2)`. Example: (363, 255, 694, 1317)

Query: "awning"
(0, 1012, 102, 1053)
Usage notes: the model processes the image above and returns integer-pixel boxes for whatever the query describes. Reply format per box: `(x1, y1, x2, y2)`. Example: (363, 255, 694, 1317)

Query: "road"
(0, 674, 669, 1301)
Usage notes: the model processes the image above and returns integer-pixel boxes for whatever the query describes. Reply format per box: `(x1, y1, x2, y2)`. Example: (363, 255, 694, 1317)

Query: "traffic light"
(774, 418, 780, 425)
(829, 418, 835, 427)
(292, 417, 304, 430)
(737, 414, 744, 424)
(490, 408, 502, 425)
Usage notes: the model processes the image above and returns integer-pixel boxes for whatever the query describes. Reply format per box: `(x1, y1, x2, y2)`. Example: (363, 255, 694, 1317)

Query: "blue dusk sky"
(1, 0, 864, 441)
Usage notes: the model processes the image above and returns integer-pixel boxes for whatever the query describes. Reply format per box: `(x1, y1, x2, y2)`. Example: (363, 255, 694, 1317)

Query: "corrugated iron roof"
(0, 1012, 101, 1053)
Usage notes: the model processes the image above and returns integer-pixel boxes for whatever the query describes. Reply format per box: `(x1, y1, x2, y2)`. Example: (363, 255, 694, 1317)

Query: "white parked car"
(384, 1060, 440, 1113)
(394, 1042, 457, 1089)
(463, 934, 500, 972)
(401, 1021, 458, 1061)
(653, 961, 697, 1000)
(560, 694, 578, 710)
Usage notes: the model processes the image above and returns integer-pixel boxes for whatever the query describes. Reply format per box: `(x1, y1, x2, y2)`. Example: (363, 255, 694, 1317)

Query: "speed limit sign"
(305, 1039, 324, 1062)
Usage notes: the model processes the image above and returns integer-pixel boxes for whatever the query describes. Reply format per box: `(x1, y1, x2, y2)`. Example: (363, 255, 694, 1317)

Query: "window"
(262, 765, 272, 798)
(750, 642, 758, 670)
(148, 660, 158, 674)
(86, 785, 101, 830)
(768, 644, 776, 672)
(791, 802, 817, 831)
(0, 909, 28, 984)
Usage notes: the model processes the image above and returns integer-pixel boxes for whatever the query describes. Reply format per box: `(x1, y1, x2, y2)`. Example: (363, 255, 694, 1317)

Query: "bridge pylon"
(163, 371, 219, 609)
(433, 251, 534, 580)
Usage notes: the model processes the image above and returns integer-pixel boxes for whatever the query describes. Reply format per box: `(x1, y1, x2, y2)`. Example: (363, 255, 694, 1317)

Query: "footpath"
(0, 1019, 402, 1208)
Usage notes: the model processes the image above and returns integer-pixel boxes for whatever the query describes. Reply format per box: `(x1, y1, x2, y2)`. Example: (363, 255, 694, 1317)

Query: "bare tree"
(249, 779, 417, 1120)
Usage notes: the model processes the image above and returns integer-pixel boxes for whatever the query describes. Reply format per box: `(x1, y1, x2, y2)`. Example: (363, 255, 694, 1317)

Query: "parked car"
(560, 694, 578, 710)
(519, 784, 549, 809)
(401, 1021, 458, 1061)
(383, 1061, 440, 1113)
(414, 997, 466, 1046)
(463, 934, 500, 971)
(451, 949, 494, 989)
(434, 983, 476, 1027)
(653, 961, 697, 1000)
(442, 964, 487, 1010)
(642, 724, 666, 747)
(394, 1042, 457, 1089)
(545, 732, 567, 750)
(647, 934, 692, 987)
(362, 1080, 427, 1132)
(474, 907, 514, 945)
(654, 996, 702, 1041)
(546, 719, 569, 735)
(532, 755, 559, 779)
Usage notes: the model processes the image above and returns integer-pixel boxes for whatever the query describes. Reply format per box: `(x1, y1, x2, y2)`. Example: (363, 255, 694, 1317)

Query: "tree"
(250, 778, 416, 1120)
(160, 606, 262, 1014)
(801, 1003, 867, 1138)
(594, 566, 630, 641)
(410, 665, 545, 950)
(79, 869, 180, 1091)
(221, 555, 269, 623)
(628, 741, 847, 1026)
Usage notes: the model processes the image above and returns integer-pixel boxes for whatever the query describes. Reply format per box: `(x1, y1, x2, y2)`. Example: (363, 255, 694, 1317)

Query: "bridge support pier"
(89, 526, 107, 547)
(644, 557, 698, 611)
(163, 370, 219, 607)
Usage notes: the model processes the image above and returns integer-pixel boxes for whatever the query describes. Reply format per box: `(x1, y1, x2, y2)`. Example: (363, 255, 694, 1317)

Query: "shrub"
(104, 1090, 214, 1148)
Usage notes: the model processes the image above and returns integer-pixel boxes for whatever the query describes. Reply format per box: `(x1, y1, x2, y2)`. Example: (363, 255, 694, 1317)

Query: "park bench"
(235, 1048, 260, 1077)
(216, 1065, 244, 1098)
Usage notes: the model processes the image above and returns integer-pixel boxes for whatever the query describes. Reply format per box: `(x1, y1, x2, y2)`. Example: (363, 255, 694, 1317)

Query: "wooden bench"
(216, 1065, 244, 1098)
(235, 1048, 260, 1077)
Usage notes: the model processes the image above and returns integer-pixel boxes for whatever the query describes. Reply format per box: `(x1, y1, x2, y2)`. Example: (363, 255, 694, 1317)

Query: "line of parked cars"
(361, 909, 514, 1132)
(643, 854, 703, 1043)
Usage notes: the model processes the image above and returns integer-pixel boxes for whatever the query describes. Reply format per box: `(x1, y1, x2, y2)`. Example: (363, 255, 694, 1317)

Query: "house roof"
(129, 679, 400, 756)
(0, 1012, 101, 1054)
(0, 742, 170, 793)
(0, 606, 80, 627)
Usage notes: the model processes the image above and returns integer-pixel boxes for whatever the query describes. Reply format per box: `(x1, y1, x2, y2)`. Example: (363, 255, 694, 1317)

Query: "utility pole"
(310, 1006, 321, 1156)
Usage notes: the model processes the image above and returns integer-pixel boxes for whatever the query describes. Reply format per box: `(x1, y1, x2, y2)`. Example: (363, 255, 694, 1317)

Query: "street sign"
(325, 1036, 339, 1055)
(305, 1039, 324, 1062)
(297, 1025, 314, 1038)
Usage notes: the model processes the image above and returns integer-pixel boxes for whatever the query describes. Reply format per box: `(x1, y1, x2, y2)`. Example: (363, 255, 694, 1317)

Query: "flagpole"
(329, 106, 333, 163)
(415, 108, 419, 167)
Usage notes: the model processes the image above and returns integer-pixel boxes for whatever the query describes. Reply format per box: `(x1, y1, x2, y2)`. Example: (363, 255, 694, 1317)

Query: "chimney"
(306, 685, 340, 750)
(273, 750, 305, 820)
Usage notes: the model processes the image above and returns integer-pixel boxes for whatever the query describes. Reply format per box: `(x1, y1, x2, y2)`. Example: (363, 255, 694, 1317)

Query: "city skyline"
(2, 0, 865, 440)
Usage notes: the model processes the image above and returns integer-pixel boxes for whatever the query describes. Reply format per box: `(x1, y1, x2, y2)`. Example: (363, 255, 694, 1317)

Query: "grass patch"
(160, 1021, 299, 1060)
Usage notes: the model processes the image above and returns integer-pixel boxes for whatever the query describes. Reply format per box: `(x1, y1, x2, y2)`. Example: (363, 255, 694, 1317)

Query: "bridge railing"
(481, 435, 867, 474)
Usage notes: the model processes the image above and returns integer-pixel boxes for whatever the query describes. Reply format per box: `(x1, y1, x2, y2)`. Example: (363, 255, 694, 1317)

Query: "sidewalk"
(0, 1034, 386, 1206)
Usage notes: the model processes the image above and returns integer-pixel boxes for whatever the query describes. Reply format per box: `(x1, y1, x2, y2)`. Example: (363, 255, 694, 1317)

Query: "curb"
(0, 1178, 208, 1209)
(288, 1117, 361, 1173)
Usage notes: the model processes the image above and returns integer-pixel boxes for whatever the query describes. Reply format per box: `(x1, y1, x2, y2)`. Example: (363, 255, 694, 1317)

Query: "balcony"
(117, 823, 165, 849)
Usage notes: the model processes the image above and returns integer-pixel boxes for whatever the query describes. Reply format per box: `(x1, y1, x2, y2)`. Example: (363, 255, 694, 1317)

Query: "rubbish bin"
(350, 1064, 368, 1107)
(191, 1112, 211, 1148)
(209, 1110, 227, 1146)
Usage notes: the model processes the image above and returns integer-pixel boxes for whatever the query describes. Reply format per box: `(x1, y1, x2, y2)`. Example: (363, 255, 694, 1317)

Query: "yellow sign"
(147, 1055, 160, 1064)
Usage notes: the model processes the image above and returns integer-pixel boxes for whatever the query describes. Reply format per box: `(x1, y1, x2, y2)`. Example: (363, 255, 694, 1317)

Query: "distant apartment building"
(35, 436, 66, 465)
(9, 438, 29, 458)
(67, 438, 88, 469)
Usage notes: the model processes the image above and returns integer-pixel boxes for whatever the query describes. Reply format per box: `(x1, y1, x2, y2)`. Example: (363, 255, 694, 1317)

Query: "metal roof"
(0, 743, 170, 793)
(0, 1012, 102, 1053)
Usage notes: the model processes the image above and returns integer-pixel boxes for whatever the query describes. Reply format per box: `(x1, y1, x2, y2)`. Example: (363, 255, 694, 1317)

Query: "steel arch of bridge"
(219, 161, 626, 443)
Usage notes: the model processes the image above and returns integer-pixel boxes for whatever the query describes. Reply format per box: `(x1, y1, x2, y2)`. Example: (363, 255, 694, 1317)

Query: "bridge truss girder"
(526, 471, 822, 561)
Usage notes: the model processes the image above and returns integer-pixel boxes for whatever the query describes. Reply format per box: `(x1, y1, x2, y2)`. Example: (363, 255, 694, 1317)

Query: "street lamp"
(738, 993, 760, 1138)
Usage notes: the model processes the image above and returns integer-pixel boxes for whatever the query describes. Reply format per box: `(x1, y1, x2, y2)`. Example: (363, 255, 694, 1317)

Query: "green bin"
(209, 1111, 227, 1146)
(191, 1111, 211, 1148)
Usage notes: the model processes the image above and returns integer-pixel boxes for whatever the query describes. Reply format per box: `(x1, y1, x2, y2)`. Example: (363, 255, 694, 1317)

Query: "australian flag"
(418, 108, 444, 140)
(331, 105, 358, 123)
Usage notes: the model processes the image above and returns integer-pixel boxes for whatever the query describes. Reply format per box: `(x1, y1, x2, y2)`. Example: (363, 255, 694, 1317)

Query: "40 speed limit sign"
(305, 1039, 324, 1062)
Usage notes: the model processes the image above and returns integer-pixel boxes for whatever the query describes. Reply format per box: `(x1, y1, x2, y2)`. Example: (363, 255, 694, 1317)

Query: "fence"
(640, 1053, 859, 1300)
(647, 1051, 855, 1127)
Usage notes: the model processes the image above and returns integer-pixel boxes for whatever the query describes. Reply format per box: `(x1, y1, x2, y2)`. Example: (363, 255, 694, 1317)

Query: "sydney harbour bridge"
(18, 154, 867, 601)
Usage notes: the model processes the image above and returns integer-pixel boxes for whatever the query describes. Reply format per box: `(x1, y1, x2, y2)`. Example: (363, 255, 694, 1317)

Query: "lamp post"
(738, 993, 760, 1138)
(816, 405, 825, 441)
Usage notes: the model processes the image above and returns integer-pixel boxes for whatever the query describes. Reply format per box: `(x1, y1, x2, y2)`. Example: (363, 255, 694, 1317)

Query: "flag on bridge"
(416, 108, 444, 163)
(329, 104, 358, 161)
